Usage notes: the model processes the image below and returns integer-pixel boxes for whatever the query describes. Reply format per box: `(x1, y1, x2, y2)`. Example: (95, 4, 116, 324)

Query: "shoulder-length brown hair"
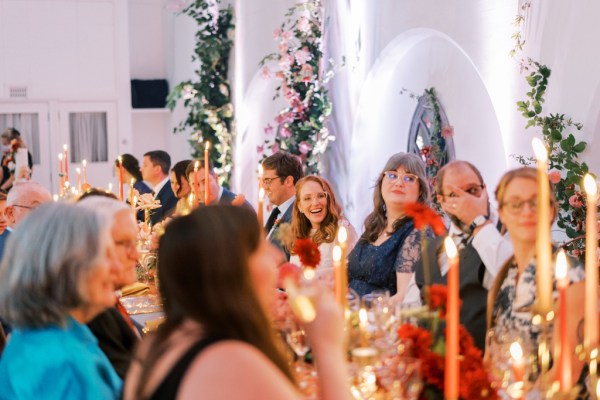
(135, 206, 293, 398)
(290, 175, 342, 247)
(362, 153, 430, 243)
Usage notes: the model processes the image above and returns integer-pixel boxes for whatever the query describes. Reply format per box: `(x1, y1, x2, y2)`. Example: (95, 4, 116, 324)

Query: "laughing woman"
(288, 176, 358, 270)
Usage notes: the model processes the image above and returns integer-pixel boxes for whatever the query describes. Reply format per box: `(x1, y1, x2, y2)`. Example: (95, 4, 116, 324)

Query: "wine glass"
(282, 319, 310, 373)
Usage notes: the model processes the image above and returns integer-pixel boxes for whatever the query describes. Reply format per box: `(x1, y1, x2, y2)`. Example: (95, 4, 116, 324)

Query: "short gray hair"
(6, 181, 52, 207)
(77, 196, 130, 223)
(0, 202, 110, 328)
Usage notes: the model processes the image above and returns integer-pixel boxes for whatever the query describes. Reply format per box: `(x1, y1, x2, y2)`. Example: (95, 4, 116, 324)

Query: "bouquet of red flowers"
(293, 237, 320, 268)
(397, 285, 497, 400)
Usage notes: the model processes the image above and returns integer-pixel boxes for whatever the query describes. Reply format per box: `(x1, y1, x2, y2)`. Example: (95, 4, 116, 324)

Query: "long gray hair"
(0, 202, 111, 328)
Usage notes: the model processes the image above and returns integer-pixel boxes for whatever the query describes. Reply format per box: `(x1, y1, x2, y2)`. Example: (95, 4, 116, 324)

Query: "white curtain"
(0, 113, 40, 164)
(69, 112, 108, 162)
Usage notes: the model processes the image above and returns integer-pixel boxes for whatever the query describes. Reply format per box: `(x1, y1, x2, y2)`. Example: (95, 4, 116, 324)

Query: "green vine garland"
(515, 63, 593, 260)
(166, 0, 235, 185)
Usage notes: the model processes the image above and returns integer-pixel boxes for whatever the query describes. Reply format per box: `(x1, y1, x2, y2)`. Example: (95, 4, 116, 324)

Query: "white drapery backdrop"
(68, 112, 108, 163)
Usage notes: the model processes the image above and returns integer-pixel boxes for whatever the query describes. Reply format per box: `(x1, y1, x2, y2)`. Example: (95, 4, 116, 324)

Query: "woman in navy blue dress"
(348, 153, 431, 303)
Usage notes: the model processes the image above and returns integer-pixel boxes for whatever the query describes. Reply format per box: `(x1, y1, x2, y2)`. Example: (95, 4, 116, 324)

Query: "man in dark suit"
(261, 151, 304, 260)
(140, 150, 177, 225)
(414, 160, 512, 350)
(185, 160, 254, 211)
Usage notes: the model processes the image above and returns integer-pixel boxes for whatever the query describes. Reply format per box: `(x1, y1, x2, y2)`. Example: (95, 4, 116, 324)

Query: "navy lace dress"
(347, 220, 420, 297)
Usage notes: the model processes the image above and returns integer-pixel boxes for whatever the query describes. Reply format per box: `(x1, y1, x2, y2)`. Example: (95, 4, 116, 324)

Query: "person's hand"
(440, 184, 489, 226)
(299, 287, 346, 355)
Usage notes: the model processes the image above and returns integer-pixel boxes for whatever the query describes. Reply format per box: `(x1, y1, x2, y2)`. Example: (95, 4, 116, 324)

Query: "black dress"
(149, 337, 222, 400)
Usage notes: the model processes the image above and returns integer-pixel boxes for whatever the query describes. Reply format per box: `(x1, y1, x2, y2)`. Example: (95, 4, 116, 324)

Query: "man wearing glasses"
(261, 152, 304, 260)
(414, 160, 512, 350)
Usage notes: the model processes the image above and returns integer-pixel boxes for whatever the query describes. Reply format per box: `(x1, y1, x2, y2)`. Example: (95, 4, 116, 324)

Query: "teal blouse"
(0, 317, 122, 399)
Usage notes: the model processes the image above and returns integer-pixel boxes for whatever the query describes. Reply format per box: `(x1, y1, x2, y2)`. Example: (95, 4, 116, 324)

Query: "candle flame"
(531, 137, 548, 162)
(130, 178, 135, 185)
(65, 181, 70, 188)
(205, 142, 210, 151)
(58, 153, 63, 160)
(76, 168, 81, 174)
(596, 379, 600, 398)
(82, 159, 87, 167)
(259, 187, 265, 201)
(556, 249, 568, 280)
(194, 160, 200, 170)
(108, 183, 113, 192)
(444, 236, 458, 259)
(359, 308, 368, 328)
(63, 144, 68, 151)
(333, 245, 342, 262)
(118, 155, 123, 164)
(257, 164, 263, 177)
(338, 226, 348, 244)
(510, 342, 523, 361)
(584, 174, 598, 196)
(53, 194, 59, 202)
(133, 195, 137, 205)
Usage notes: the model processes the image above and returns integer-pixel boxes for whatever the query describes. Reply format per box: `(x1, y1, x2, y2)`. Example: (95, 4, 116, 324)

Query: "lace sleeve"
(395, 229, 423, 273)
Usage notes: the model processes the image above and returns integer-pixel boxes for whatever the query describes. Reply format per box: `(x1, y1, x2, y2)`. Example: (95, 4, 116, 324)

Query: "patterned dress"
(490, 257, 585, 384)
(347, 220, 428, 297)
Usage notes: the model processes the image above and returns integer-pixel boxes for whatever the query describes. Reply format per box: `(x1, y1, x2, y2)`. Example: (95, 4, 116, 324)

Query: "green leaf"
(550, 130, 562, 141)
(573, 142, 587, 153)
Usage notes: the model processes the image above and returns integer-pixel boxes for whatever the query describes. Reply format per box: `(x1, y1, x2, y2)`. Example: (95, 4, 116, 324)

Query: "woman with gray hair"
(0, 202, 122, 398)
(348, 152, 433, 303)
(78, 196, 142, 379)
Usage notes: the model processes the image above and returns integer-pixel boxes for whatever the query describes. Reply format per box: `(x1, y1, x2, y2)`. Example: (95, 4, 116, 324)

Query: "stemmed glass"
(282, 319, 310, 372)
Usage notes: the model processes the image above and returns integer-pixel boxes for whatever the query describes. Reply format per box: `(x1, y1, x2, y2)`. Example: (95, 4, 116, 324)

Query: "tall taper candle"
(444, 236, 459, 400)
(63, 144, 69, 182)
(556, 249, 572, 392)
(58, 153, 64, 197)
(118, 155, 124, 202)
(532, 137, 553, 315)
(76, 168, 81, 193)
(204, 142, 210, 205)
(584, 174, 599, 354)
(82, 159, 87, 184)
(194, 161, 200, 208)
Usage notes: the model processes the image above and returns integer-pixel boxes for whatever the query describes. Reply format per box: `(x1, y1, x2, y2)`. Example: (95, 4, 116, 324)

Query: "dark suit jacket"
(218, 188, 255, 213)
(269, 201, 294, 261)
(150, 182, 177, 225)
(87, 307, 139, 379)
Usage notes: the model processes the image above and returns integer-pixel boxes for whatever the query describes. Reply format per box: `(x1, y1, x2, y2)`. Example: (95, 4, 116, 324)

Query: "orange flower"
(404, 202, 446, 236)
(293, 238, 320, 268)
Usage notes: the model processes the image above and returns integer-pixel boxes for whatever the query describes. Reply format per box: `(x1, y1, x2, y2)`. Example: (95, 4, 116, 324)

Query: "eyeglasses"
(262, 176, 281, 186)
(443, 184, 485, 198)
(300, 192, 328, 204)
(12, 204, 34, 209)
(500, 197, 538, 214)
(382, 171, 419, 185)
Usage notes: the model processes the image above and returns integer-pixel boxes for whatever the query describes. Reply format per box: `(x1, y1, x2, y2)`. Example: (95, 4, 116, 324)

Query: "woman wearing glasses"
(348, 153, 431, 302)
(288, 176, 358, 270)
(487, 167, 586, 387)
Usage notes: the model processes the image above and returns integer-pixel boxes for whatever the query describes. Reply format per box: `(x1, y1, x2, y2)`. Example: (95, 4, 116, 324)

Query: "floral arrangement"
(514, 63, 594, 261)
(404, 202, 447, 236)
(258, 0, 334, 175)
(397, 285, 497, 400)
(401, 87, 454, 211)
(166, 0, 235, 185)
(293, 237, 321, 268)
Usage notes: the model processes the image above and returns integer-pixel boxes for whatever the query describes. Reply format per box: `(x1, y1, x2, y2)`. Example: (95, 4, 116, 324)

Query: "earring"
(382, 203, 387, 217)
